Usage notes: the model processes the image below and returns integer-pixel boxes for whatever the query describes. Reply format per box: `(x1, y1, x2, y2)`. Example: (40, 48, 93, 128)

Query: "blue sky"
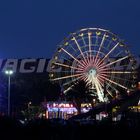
(0, 0, 140, 58)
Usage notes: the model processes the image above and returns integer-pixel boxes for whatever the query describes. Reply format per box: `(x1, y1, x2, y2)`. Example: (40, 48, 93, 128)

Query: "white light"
(127, 90, 130, 93)
(5, 70, 14, 75)
(9, 70, 13, 75)
(5, 70, 9, 75)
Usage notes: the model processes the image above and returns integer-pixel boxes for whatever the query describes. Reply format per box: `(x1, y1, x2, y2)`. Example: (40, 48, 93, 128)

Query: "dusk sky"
(0, 0, 140, 59)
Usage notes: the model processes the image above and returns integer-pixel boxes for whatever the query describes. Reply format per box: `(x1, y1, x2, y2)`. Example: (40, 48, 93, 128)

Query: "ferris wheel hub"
(88, 68, 97, 77)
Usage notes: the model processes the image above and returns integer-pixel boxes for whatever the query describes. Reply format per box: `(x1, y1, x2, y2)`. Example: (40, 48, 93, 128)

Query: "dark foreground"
(0, 116, 140, 140)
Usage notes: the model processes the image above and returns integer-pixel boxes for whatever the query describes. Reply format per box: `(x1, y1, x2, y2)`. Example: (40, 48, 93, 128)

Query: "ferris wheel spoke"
(107, 59, 132, 70)
(94, 78, 105, 102)
(96, 78, 104, 92)
(72, 37, 88, 65)
(60, 56, 74, 64)
(88, 32, 92, 60)
(94, 33, 106, 62)
(98, 64, 132, 72)
(106, 39, 113, 49)
(93, 57, 99, 67)
(97, 75, 117, 97)
(81, 74, 89, 82)
(63, 85, 74, 94)
(96, 65, 109, 73)
(105, 82, 117, 98)
(51, 73, 84, 81)
(86, 52, 90, 64)
(63, 74, 86, 86)
(69, 43, 77, 52)
(114, 50, 124, 57)
(54, 62, 83, 71)
(106, 55, 129, 67)
(97, 73, 108, 78)
(98, 55, 129, 69)
(81, 36, 87, 47)
(102, 71, 135, 74)
(85, 74, 105, 102)
(99, 75, 127, 90)
(99, 42, 119, 65)
(61, 48, 86, 68)
(95, 58, 106, 70)
(107, 74, 132, 82)
(80, 56, 89, 67)
(97, 78, 114, 98)
(112, 64, 130, 69)
(103, 42, 120, 60)
(95, 56, 107, 69)
(106, 89, 114, 98)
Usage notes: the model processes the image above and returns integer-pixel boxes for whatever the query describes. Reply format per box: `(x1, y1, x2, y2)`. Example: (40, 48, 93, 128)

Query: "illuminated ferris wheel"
(47, 28, 137, 103)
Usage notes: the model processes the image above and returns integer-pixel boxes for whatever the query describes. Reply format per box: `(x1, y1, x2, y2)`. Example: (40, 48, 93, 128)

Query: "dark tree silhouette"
(66, 80, 94, 114)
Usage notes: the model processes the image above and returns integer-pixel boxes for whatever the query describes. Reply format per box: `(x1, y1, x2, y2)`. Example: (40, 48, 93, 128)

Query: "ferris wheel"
(47, 28, 137, 103)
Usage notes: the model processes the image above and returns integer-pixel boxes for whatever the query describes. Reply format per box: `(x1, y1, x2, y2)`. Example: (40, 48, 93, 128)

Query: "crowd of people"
(0, 114, 140, 140)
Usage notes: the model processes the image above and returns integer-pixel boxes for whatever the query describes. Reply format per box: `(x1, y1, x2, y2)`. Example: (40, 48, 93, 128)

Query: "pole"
(8, 75, 10, 116)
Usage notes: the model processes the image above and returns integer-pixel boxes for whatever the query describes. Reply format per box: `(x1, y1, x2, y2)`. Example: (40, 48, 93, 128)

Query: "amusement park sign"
(0, 57, 139, 73)
(0, 58, 49, 73)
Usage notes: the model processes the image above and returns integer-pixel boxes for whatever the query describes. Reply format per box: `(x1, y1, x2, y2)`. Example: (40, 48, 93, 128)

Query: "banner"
(0, 58, 49, 73)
